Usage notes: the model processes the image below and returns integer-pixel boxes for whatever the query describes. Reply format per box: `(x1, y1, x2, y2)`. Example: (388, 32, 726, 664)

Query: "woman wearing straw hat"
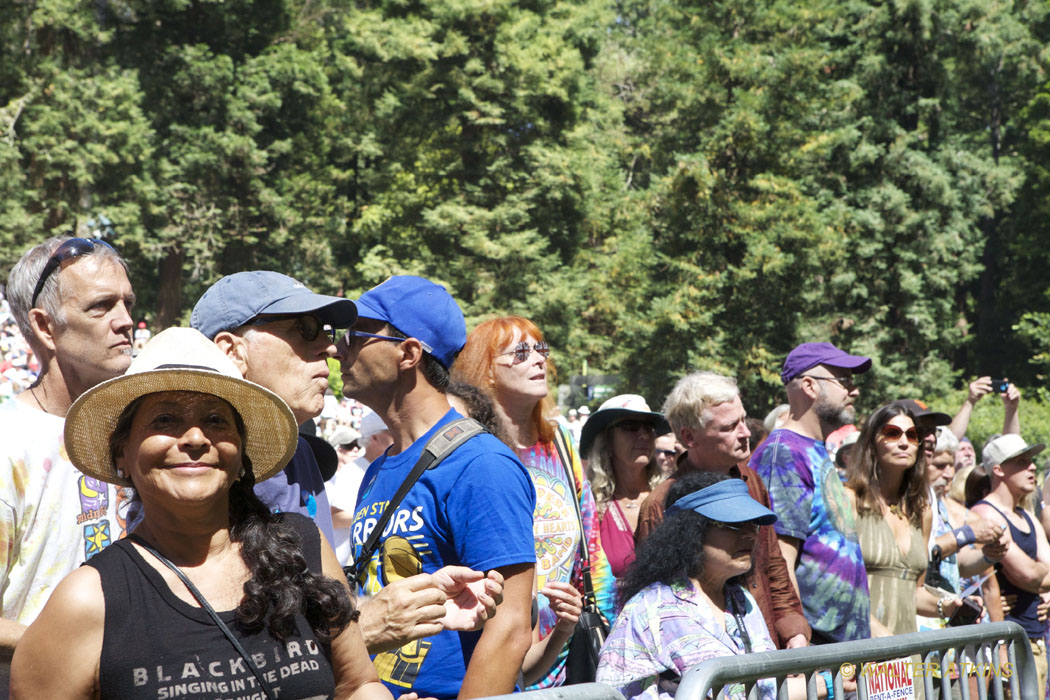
(578, 395, 669, 578)
(11, 328, 391, 700)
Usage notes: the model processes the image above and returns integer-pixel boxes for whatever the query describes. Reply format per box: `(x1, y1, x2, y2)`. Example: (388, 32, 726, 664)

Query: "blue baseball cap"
(781, 342, 872, 384)
(191, 271, 357, 340)
(355, 276, 466, 370)
(666, 478, 777, 525)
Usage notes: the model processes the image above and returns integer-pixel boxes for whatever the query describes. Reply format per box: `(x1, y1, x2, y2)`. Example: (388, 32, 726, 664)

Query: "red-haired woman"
(453, 316, 614, 687)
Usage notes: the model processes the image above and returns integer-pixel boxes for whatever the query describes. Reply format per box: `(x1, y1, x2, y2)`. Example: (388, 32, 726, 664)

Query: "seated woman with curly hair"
(11, 328, 390, 700)
(597, 471, 779, 700)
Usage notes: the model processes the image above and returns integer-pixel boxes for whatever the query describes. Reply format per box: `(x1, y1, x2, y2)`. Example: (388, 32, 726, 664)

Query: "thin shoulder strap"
(349, 417, 487, 587)
(550, 426, 599, 606)
(127, 535, 275, 700)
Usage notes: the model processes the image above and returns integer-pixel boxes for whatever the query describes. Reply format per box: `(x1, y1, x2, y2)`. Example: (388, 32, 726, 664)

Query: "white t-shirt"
(0, 399, 129, 624)
(324, 456, 369, 565)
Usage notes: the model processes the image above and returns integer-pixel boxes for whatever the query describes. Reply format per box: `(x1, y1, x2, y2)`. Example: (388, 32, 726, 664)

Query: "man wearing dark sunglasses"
(192, 270, 358, 546)
(751, 341, 874, 645)
(1, 236, 135, 691)
(338, 275, 535, 700)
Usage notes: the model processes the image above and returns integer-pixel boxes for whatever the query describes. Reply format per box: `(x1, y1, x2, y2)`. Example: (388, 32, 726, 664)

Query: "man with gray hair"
(635, 370, 810, 648)
(0, 237, 135, 689)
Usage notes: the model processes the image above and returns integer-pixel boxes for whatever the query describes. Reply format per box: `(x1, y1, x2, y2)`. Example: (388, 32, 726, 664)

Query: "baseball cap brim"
(262, 295, 358, 328)
(666, 478, 778, 525)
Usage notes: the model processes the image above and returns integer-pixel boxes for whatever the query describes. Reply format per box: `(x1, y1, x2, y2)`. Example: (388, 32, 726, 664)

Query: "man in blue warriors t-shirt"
(751, 342, 873, 643)
(339, 276, 536, 699)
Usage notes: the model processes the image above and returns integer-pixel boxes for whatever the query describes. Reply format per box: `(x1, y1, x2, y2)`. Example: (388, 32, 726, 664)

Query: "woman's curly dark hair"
(617, 471, 730, 608)
(111, 394, 357, 643)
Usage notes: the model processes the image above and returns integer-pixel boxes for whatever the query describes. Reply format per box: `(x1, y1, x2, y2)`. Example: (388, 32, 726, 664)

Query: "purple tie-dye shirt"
(750, 428, 870, 641)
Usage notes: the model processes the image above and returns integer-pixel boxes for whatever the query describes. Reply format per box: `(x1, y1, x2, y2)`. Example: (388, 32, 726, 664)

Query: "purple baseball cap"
(781, 342, 872, 384)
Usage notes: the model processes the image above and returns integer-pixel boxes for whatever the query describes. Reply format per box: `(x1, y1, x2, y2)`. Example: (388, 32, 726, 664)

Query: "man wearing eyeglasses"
(750, 341, 874, 644)
(1, 236, 135, 693)
(192, 271, 357, 545)
(338, 276, 536, 700)
(194, 272, 508, 664)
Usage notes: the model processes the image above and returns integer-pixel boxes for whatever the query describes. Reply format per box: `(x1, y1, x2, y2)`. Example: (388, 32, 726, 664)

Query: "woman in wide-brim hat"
(580, 394, 670, 578)
(11, 327, 391, 700)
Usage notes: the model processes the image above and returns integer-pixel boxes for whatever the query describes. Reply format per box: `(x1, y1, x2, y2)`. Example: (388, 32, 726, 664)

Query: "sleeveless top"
(598, 500, 636, 578)
(975, 500, 1042, 638)
(85, 513, 337, 700)
(856, 511, 926, 635)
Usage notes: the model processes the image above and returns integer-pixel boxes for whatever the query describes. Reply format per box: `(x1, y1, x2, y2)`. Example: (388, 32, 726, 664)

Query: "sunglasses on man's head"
(31, 237, 116, 307)
(247, 314, 339, 344)
(496, 340, 550, 365)
(878, 425, 919, 445)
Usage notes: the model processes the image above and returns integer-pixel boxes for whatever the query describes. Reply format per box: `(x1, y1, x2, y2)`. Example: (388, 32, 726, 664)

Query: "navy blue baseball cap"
(355, 276, 466, 370)
(191, 271, 357, 340)
(781, 342, 872, 384)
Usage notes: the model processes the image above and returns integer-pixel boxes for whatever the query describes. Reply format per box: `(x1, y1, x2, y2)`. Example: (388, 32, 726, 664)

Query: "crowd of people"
(1, 235, 1048, 700)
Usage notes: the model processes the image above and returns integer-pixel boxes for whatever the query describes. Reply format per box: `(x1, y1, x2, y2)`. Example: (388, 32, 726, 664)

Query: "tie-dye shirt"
(0, 399, 129, 695)
(518, 424, 615, 689)
(750, 428, 870, 642)
(597, 581, 776, 700)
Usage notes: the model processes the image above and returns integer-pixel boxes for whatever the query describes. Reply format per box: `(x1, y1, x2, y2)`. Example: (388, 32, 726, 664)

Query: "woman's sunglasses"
(878, 425, 919, 445)
(496, 341, 550, 365)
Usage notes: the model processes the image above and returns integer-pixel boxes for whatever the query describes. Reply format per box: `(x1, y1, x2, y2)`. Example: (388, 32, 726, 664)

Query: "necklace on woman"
(30, 385, 48, 415)
(615, 492, 645, 510)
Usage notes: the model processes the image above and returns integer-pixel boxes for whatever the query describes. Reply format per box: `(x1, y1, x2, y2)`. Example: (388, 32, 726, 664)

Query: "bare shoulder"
(971, 501, 1006, 525)
(12, 567, 104, 700)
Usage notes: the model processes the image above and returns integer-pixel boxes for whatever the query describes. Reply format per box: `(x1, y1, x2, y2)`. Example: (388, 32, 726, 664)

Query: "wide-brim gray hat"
(65, 327, 298, 486)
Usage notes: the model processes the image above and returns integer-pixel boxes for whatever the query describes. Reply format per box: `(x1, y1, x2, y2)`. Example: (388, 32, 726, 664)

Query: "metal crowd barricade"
(482, 622, 1035, 700)
(677, 622, 1036, 700)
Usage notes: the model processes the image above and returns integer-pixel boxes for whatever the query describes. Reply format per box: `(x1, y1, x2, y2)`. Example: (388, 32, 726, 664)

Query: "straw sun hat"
(64, 327, 298, 487)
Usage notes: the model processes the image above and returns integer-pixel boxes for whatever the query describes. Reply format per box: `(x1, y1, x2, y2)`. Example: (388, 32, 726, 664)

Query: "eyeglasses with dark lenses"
(615, 420, 655, 434)
(716, 521, 760, 534)
(496, 341, 550, 365)
(343, 329, 407, 345)
(878, 425, 919, 445)
(248, 314, 338, 344)
(31, 237, 116, 307)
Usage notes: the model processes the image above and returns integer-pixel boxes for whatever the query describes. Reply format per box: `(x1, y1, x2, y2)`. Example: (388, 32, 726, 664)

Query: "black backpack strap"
(348, 417, 487, 587)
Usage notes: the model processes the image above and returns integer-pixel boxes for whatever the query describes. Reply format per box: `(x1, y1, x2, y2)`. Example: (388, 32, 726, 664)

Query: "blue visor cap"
(666, 478, 778, 526)
(355, 276, 466, 370)
(191, 271, 357, 340)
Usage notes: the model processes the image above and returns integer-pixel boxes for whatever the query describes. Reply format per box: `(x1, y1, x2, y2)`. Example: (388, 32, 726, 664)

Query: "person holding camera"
(948, 376, 1021, 443)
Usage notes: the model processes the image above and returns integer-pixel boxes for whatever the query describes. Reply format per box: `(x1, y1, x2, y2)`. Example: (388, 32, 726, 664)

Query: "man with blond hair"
(635, 370, 810, 648)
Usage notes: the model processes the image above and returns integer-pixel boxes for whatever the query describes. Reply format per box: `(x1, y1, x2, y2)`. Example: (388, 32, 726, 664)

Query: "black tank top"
(975, 500, 1042, 639)
(85, 513, 337, 700)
